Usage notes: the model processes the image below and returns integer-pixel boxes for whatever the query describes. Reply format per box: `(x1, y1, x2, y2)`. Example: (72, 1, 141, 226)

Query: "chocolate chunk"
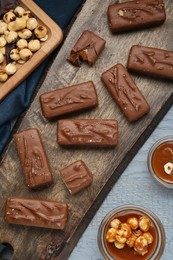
(108, 0, 166, 33)
(101, 63, 150, 122)
(13, 128, 53, 190)
(67, 30, 106, 66)
(57, 119, 118, 147)
(127, 45, 173, 80)
(4, 197, 68, 229)
(59, 160, 93, 195)
(39, 81, 98, 119)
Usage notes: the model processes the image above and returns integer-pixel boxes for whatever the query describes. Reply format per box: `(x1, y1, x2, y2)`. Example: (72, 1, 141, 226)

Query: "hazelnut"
(0, 52, 4, 64)
(5, 63, 17, 75)
(34, 25, 47, 39)
(16, 39, 28, 50)
(0, 70, 8, 82)
(7, 21, 16, 31)
(28, 39, 40, 52)
(10, 49, 20, 61)
(0, 20, 8, 34)
(19, 48, 33, 61)
(115, 234, 127, 244)
(14, 6, 25, 17)
(127, 217, 139, 230)
(126, 233, 137, 248)
(110, 218, 121, 229)
(18, 29, 32, 39)
(0, 47, 5, 55)
(0, 36, 6, 48)
(17, 59, 26, 64)
(40, 34, 48, 42)
(139, 216, 151, 232)
(4, 31, 18, 44)
(23, 11, 32, 21)
(106, 228, 117, 243)
(134, 236, 148, 255)
(15, 17, 26, 31)
(114, 241, 125, 249)
(143, 232, 154, 244)
(118, 223, 132, 238)
(3, 11, 16, 23)
(27, 18, 38, 30)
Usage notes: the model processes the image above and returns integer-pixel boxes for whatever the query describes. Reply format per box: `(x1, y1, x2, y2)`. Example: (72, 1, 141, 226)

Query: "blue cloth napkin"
(0, 0, 83, 157)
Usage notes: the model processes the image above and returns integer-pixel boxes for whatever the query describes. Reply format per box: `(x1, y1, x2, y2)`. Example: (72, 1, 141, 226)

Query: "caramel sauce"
(105, 213, 157, 260)
(152, 141, 173, 183)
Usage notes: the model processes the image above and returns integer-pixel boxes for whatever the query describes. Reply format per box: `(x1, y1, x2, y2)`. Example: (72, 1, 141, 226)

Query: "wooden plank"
(0, 0, 63, 101)
(1, 0, 173, 259)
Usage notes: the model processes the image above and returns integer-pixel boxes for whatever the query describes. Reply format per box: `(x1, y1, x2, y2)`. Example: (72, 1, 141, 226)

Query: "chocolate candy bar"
(67, 30, 106, 66)
(4, 197, 68, 229)
(59, 160, 93, 195)
(127, 45, 173, 80)
(14, 128, 53, 189)
(57, 119, 118, 147)
(39, 81, 98, 119)
(108, 0, 166, 33)
(101, 64, 150, 122)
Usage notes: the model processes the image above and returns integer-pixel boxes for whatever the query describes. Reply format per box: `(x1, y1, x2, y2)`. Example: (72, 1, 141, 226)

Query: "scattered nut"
(126, 233, 137, 248)
(19, 48, 33, 61)
(16, 39, 28, 50)
(0, 20, 8, 34)
(127, 217, 139, 230)
(28, 39, 40, 52)
(0, 36, 7, 48)
(34, 25, 47, 39)
(139, 216, 151, 232)
(10, 49, 20, 61)
(118, 223, 132, 238)
(0, 70, 8, 82)
(7, 21, 16, 31)
(15, 17, 26, 31)
(27, 18, 38, 30)
(14, 6, 25, 17)
(116, 234, 127, 244)
(134, 236, 148, 255)
(110, 218, 121, 229)
(3, 11, 16, 23)
(5, 63, 17, 75)
(18, 28, 32, 39)
(4, 31, 18, 44)
(143, 232, 154, 244)
(40, 34, 48, 42)
(106, 228, 117, 243)
(23, 11, 32, 21)
(0, 52, 4, 64)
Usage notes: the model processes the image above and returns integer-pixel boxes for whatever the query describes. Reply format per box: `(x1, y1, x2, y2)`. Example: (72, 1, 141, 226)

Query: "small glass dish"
(98, 204, 165, 260)
(147, 136, 173, 189)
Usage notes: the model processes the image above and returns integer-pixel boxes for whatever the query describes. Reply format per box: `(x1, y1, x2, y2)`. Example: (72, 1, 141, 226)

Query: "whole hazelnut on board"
(28, 39, 40, 52)
(27, 18, 38, 30)
(19, 48, 33, 61)
(16, 39, 28, 50)
(23, 11, 32, 21)
(0, 70, 8, 82)
(4, 31, 18, 44)
(7, 21, 16, 31)
(5, 63, 17, 75)
(14, 6, 25, 17)
(34, 25, 47, 39)
(15, 17, 26, 31)
(0, 21, 8, 34)
(3, 11, 16, 23)
(18, 29, 32, 39)
(0, 52, 4, 64)
(10, 49, 20, 61)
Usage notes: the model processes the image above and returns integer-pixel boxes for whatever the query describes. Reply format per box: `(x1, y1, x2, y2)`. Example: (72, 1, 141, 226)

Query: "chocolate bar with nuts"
(59, 160, 93, 195)
(57, 119, 118, 147)
(13, 128, 53, 190)
(108, 0, 166, 33)
(67, 30, 106, 66)
(39, 81, 98, 119)
(127, 45, 173, 80)
(101, 63, 150, 122)
(4, 197, 68, 229)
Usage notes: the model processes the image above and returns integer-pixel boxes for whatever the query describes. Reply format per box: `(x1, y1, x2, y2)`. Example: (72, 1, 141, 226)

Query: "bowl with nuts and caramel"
(98, 205, 165, 260)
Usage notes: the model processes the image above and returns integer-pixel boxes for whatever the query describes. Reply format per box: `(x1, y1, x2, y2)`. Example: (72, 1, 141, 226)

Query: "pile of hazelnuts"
(106, 215, 154, 256)
(0, 5, 48, 82)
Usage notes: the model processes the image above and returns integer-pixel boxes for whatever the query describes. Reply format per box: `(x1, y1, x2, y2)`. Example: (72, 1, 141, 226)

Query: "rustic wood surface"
(0, 0, 63, 101)
(1, 0, 173, 259)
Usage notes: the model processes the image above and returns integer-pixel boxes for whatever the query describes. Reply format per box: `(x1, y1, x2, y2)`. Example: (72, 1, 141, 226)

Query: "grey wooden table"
(70, 107, 173, 259)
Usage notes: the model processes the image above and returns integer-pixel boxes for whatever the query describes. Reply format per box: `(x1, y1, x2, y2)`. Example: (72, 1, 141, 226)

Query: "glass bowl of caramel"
(98, 204, 165, 260)
(148, 136, 173, 188)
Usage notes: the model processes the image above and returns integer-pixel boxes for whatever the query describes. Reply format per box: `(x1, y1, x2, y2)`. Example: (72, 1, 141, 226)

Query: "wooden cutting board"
(0, 0, 63, 101)
(1, 0, 173, 259)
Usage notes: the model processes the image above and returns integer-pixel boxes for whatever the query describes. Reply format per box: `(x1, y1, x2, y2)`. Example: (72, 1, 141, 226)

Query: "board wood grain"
(0, 0, 63, 101)
(1, 0, 173, 259)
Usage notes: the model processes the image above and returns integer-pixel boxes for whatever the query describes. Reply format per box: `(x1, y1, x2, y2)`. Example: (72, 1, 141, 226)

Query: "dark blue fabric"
(0, 0, 83, 156)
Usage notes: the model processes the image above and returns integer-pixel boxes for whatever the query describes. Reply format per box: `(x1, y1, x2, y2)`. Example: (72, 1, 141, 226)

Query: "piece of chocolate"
(127, 45, 173, 80)
(101, 63, 150, 122)
(108, 0, 166, 33)
(39, 81, 98, 119)
(59, 160, 93, 195)
(67, 30, 106, 66)
(4, 197, 68, 229)
(57, 119, 118, 147)
(13, 128, 53, 190)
